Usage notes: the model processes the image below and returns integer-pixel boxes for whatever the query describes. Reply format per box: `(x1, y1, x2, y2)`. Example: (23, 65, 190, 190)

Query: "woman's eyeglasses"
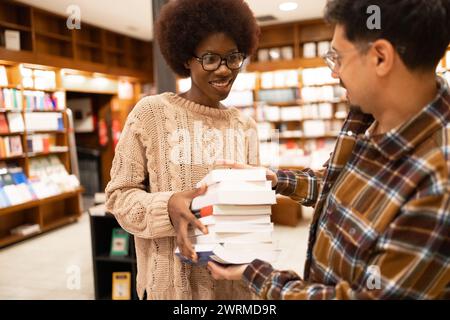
(193, 52, 246, 71)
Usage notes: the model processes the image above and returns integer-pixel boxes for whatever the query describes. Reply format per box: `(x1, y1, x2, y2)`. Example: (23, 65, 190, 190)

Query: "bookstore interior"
(0, 0, 449, 301)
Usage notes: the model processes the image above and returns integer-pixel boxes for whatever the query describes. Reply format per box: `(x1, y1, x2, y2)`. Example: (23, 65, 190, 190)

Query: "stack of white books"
(175, 168, 280, 265)
(10, 223, 41, 236)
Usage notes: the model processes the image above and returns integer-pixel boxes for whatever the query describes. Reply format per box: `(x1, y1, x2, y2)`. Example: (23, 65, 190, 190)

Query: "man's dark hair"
(155, 0, 260, 78)
(324, 0, 450, 71)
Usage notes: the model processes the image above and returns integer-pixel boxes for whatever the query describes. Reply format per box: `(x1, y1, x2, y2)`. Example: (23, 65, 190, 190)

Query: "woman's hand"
(214, 160, 278, 188)
(168, 185, 208, 263)
(207, 261, 248, 280)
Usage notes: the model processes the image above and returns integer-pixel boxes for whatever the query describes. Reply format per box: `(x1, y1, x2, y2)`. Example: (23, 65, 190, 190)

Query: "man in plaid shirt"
(207, 0, 450, 299)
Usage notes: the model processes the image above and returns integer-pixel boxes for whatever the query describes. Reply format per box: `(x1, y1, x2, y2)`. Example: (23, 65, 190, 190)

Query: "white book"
(222, 242, 276, 251)
(206, 180, 272, 193)
(191, 189, 276, 210)
(5, 30, 21, 51)
(10, 224, 41, 236)
(4, 137, 10, 156)
(6, 113, 24, 133)
(175, 243, 280, 265)
(203, 204, 272, 215)
(210, 244, 281, 265)
(3, 184, 25, 205)
(25, 112, 62, 132)
(15, 183, 34, 202)
(190, 230, 272, 244)
(196, 168, 266, 188)
(192, 223, 273, 236)
(199, 214, 271, 226)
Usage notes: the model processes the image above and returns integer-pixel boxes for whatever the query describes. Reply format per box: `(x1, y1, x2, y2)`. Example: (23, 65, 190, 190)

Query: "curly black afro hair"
(155, 0, 260, 78)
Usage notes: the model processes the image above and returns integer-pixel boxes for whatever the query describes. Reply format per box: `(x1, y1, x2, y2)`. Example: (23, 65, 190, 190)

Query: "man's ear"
(371, 39, 395, 76)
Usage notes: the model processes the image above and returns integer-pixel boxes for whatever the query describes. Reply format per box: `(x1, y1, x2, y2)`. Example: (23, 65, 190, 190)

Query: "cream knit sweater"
(105, 92, 260, 300)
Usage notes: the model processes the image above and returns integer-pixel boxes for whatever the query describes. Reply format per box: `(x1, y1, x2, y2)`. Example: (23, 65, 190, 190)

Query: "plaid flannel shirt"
(243, 77, 450, 299)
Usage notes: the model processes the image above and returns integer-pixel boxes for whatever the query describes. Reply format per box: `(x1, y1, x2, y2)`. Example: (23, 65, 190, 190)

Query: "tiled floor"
(0, 202, 313, 300)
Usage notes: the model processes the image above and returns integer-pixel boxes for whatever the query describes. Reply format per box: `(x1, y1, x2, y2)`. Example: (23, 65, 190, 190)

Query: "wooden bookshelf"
(0, 64, 83, 248)
(0, 0, 153, 81)
(89, 210, 138, 300)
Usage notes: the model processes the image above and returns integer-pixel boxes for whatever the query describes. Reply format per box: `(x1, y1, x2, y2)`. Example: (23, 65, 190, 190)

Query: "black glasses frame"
(193, 52, 246, 71)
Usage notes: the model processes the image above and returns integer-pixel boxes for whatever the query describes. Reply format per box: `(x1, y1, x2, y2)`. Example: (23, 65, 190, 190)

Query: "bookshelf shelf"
(42, 214, 78, 231)
(0, 21, 31, 32)
(89, 210, 138, 300)
(0, 154, 25, 160)
(27, 150, 68, 158)
(25, 110, 65, 113)
(36, 31, 72, 42)
(0, 63, 83, 248)
(0, 0, 153, 80)
(77, 41, 101, 49)
(0, 188, 83, 217)
(106, 47, 125, 54)
(22, 88, 63, 93)
(0, 109, 23, 113)
(0, 132, 24, 136)
(0, 232, 35, 247)
(0, 85, 22, 90)
(26, 130, 66, 135)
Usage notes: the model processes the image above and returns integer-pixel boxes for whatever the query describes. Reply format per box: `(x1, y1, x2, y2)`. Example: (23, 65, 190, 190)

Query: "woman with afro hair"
(106, 0, 261, 299)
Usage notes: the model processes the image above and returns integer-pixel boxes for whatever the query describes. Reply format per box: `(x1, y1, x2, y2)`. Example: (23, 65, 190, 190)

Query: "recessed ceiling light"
(279, 2, 298, 12)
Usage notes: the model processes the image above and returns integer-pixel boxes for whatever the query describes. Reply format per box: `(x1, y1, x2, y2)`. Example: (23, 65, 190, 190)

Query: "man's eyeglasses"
(322, 50, 342, 72)
(321, 43, 375, 72)
(193, 52, 246, 71)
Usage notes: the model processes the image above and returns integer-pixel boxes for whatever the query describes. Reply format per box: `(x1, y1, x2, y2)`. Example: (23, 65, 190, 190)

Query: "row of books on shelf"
(260, 70, 299, 89)
(0, 66, 8, 87)
(10, 223, 41, 237)
(0, 112, 64, 133)
(302, 67, 339, 86)
(257, 103, 348, 122)
(0, 88, 22, 110)
(257, 121, 342, 141)
(259, 139, 336, 169)
(176, 168, 280, 265)
(303, 41, 331, 59)
(0, 157, 80, 208)
(0, 88, 65, 111)
(20, 67, 57, 91)
(301, 85, 346, 103)
(23, 90, 65, 111)
(257, 46, 294, 62)
(0, 136, 22, 158)
(258, 87, 298, 104)
(27, 134, 67, 153)
(222, 90, 254, 107)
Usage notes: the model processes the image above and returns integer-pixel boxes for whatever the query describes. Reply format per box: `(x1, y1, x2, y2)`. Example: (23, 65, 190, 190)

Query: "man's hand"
(207, 261, 248, 280)
(168, 185, 208, 263)
(214, 160, 278, 188)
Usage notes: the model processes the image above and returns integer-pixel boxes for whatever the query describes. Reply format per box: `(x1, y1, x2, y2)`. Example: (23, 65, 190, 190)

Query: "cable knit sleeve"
(105, 102, 176, 239)
(246, 116, 260, 166)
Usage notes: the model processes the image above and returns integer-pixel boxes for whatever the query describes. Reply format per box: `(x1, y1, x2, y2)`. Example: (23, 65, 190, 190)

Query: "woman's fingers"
(176, 220, 197, 262)
(190, 214, 208, 234)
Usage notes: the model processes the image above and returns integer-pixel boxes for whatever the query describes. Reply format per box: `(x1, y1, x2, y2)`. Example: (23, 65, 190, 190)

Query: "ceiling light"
(279, 2, 298, 11)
